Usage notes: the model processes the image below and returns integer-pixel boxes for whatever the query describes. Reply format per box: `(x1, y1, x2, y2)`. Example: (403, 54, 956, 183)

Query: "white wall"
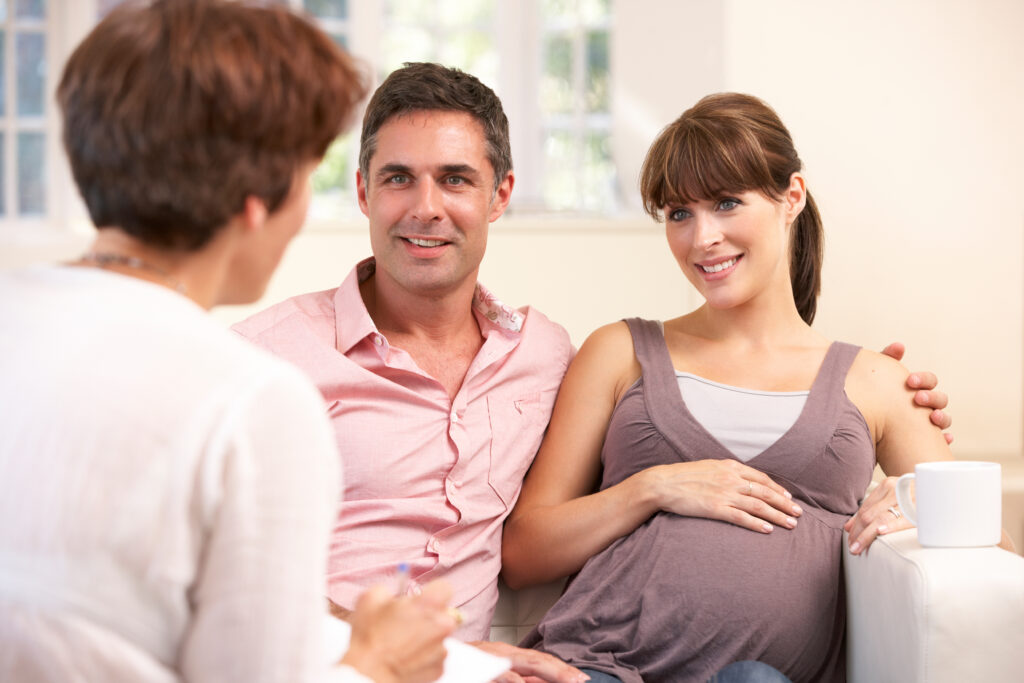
(4, 0, 1021, 462)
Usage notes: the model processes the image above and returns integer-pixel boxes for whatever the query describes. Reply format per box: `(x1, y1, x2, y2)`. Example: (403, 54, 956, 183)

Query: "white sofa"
(490, 529, 1024, 682)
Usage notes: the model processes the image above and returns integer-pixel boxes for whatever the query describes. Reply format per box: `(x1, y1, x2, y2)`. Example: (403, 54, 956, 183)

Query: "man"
(233, 63, 580, 680)
(233, 63, 950, 674)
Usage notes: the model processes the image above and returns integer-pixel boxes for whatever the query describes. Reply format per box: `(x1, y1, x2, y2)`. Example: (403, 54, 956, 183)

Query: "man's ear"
(356, 169, 370, 218)
(488, 171, 515, 222)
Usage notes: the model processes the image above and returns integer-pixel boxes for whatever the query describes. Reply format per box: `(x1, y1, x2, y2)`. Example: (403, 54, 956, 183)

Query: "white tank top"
(676, 372, 808, 462)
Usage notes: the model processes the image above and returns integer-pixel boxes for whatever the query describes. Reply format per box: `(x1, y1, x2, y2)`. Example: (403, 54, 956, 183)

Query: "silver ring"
(887, 505, 902, 520)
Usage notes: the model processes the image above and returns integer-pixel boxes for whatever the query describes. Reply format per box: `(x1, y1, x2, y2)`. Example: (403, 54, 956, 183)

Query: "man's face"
(357, 109, 513, 300)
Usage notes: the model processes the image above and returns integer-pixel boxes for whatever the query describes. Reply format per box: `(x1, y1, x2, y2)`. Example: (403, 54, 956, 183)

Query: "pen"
(394, 562, 464, 625)
(395, 562, 410, 596)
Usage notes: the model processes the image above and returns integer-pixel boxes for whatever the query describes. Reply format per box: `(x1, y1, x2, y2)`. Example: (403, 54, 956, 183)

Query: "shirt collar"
(333, 257, 523, 355)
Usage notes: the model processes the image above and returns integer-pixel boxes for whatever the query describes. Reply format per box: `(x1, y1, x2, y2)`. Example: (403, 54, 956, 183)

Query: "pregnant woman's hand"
(644, 459, 803, 533)
(843, 476, 913, 554)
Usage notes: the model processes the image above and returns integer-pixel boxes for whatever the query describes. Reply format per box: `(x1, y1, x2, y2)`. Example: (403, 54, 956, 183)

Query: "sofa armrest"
(844, 528, 1024, 683)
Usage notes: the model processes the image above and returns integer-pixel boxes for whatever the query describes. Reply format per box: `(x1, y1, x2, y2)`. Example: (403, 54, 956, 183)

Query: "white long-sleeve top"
(0, 265, 368, 682)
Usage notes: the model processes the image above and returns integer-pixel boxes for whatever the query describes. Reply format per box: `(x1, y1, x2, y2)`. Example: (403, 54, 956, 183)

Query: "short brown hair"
(58, 0, 367, 251)
(358, 62, 511, 192)
(639, 93, 824, 324)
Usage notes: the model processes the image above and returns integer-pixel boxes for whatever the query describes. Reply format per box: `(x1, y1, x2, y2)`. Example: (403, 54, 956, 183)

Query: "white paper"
(323, 615, 511, 683)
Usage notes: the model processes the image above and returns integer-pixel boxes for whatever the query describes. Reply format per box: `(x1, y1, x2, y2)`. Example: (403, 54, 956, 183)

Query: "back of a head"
(58, 0, 368, 251)
(639, 92, 824, 324)
(358, 62, 511, 190)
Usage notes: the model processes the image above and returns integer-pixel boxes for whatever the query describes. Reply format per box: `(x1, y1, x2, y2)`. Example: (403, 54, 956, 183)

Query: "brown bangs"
(640, 113, 779, 221)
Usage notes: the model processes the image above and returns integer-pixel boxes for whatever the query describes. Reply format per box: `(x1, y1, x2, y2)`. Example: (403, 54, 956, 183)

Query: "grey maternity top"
(521, 318, 876, 683)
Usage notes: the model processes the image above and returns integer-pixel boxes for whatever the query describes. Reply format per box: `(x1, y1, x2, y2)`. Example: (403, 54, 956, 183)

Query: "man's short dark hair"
(58, 0, 367, 250)
(358, 62, 512, 191)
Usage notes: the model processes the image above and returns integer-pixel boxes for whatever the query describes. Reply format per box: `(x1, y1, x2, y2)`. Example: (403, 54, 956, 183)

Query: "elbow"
(500, 558, 530, 591)
(500, 526, 532, 590)
(497, 540, 524, 589)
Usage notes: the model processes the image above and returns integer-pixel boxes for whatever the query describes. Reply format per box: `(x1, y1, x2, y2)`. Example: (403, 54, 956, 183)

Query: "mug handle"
(894, 473, 917, 526)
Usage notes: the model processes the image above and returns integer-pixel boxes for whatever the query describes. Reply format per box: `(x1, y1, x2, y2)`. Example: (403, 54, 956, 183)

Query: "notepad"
(323, 614, 511, 682)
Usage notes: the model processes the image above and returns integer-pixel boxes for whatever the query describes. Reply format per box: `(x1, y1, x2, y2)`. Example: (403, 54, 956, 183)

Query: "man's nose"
(411, 179, 442, 222)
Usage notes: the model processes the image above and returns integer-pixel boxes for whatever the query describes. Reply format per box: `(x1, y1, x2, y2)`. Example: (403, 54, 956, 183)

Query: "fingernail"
(792, 504, 802, 515)
(577, 675, 591, 682)
(786, 516, 797, 527)
(762, 522, 773, 532)
(850, 541, 861, 553)
(877, 525, 888, 534)
(784, 490, 793, 499)
(908, 374, 920, 387)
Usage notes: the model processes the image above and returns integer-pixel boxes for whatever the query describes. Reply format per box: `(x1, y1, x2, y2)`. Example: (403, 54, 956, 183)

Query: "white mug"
(895, 461, 1001, 547)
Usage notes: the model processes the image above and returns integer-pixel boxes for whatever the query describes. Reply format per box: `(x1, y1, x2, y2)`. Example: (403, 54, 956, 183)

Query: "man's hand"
(880, 342, 953, 444)
(468, 641, 590, 683)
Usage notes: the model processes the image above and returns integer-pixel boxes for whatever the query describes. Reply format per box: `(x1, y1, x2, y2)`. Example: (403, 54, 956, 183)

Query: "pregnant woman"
(500, 93, 1002, 682)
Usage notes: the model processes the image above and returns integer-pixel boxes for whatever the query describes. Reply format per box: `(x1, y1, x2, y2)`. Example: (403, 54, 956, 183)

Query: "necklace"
(79, 252, 187, 295)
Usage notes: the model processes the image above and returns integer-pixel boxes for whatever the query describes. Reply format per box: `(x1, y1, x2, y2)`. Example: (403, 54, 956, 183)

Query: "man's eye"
(387, 175, 409, 184)
(445, 176, 466, 186)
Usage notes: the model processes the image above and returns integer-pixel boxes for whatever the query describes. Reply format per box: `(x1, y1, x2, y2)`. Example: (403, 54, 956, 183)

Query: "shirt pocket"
(486, 392, 552, 508)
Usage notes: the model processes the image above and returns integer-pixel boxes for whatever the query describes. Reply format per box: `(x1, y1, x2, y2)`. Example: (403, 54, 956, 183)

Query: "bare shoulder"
(848, 347, 911, 387)
(845, 348, 912, 441)
(570, 321, 643, 405)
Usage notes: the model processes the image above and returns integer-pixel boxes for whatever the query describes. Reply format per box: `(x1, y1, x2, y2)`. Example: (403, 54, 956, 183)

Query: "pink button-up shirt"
(232, 258, 573, 639)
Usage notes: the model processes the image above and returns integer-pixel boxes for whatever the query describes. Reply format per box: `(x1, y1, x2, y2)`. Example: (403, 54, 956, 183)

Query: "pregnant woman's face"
(664, 187, 794, 313)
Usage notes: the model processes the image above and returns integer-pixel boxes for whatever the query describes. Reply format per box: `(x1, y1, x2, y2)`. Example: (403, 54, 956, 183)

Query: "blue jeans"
(579, 661, 792, 683)
(708, 661, 792, 683)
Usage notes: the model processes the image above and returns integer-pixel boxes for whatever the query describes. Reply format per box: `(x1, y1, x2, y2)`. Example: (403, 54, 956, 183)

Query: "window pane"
(17, 32, 46, 117)
(541, 33, 573, 115)
(312, 135, 351, 195)
(0, 34, 6, 117)
(438, 0, 492, 28)
(581, 131, 615, 211)
(542, 129, 578, 210)
(18, 131, 45, 215)
(15, 0, 45, 20)
(386, 0, 432, 24)
(580, 0, 610, 24)
(585, 29, 609, 113)
(304, 0, 347, 19)
(438, 30, 497, 85)
(541, 0, 573, 21)
(380, 25, 434, 74)
(0, 134, 5, 215)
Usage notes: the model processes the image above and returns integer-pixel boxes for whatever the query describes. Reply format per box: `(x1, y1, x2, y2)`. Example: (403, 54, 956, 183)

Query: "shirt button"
(429, 539, 440, 553)
(373, 335, 383, 346)
(450, 412, 460, 424)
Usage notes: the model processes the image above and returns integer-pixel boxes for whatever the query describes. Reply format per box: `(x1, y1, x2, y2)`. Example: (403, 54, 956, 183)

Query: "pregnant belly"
(536, 508, 846, 682)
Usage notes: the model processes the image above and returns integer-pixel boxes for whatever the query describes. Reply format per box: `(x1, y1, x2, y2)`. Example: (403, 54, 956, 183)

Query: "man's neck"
(359, 271, 484, 400)
(360, 272, 481, 343)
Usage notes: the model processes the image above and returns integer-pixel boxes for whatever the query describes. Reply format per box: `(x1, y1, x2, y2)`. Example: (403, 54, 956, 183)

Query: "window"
(537, 0, 614, 213)
(0, 0, 49, 218)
